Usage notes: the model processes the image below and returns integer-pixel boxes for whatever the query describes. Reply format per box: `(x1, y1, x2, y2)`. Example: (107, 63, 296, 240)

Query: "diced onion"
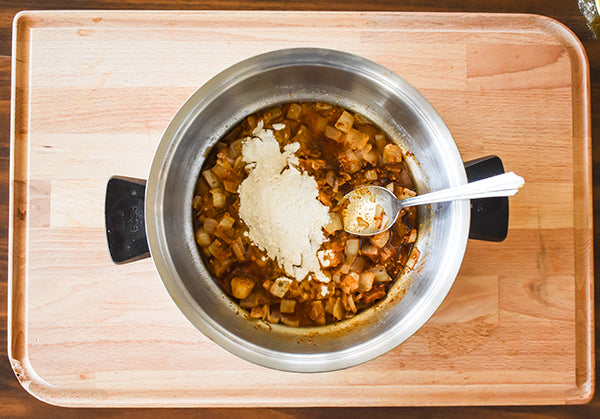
(332, 297, 345, 320)
(192, 195, 203, 210)
(195, 229, 211, 248)
(345, 238, 360, 256)
(203, 217, 217, 233)
(323, 212, 343, 235)
(341, 272, 360, 294)
(268, 306, 281, 324)
(270, 277, 293, 298)
(407, 229, 417, 244)
(382, 144, 403, 164)
(370, 230, 390, 249)
(406, 248, 420, 270)
(345, 128, 369, 150)
(347, 294, 357, 313)
(202, 169, 222, 188)
(280, 314, 300, 327)
(212, 162, 232, 180)
(286, 103, 302, 120)
(280, 299, 296, 314)
(210, 189, 226, 208)
(324, 125, 342, 141)
(398, 187, 417, 200)
(358, 272, 375, 292)
(360, 244, 378, 259)
(308, 301, 326, 325)
(230, 276, 255, 299)
(365, 169, 378, 181)
(335, 111, 354, 133)
(250, 305, 264, 318)
(231, 237, 246, 262)
(218, 214, 235, 231)
(371, 266, 392, 282)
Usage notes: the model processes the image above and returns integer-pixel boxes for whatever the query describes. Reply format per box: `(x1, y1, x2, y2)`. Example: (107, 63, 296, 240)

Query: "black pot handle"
(105, 176, 150, 264)
(464, 155, 509, 242)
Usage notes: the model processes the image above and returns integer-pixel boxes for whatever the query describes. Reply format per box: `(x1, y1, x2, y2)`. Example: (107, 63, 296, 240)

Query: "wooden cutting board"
(9, 11, 594, 407)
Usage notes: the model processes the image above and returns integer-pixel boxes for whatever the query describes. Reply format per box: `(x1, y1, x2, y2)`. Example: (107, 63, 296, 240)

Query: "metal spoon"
(341, 172, 525, 236)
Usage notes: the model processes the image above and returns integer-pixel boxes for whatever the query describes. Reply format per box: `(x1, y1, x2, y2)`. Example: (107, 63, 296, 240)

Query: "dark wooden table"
(1, 1, 598, 417)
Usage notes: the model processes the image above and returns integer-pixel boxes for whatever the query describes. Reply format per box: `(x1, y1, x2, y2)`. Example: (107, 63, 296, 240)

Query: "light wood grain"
(8, 11, 594, 407)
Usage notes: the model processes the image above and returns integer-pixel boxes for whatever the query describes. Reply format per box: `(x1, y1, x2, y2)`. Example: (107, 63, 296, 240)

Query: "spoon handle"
(397, 172, 525, 210)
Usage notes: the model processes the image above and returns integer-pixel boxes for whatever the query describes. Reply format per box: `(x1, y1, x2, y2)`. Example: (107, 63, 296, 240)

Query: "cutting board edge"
(7, 9, 595, 407)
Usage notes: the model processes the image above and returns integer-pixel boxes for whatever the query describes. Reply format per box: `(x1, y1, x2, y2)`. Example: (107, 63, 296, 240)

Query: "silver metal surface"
(144, 48, 470, 372)
(343, 172, 524, 235)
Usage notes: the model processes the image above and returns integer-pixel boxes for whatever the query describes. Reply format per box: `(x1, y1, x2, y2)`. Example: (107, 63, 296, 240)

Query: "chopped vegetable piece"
(351, 256, 365, 272)
(363, 148, 378, 166)
(338, 148, 362, 173)
(207, 239, 231, 260)
(406, 229, 417, 244)
(339, 254, 356, 275)
(341, 272, 360, 294)
(406, 248, 420, 270)
(382, 144, 403, 163)
(370, 230, 390, 248)
(286, 103, 302, 120)
(222, 180, 239, 193)
(263, 106, 282, 122)
(195, 228, 211, 248)
(346, 294, 357, 313)
(231, 237, 246, 262)
(202, 169, 222, 188)
(212, 258, 234, 278)
(345, 128, 369, 150)
(323, 212, 343, 235)
(230, 276, 255, 300)
(270, 277, 293, 298)
(203, 217, 217, 233)
(280, 314, 300, 327)
(345, 238, 360, 257)
(192, 195, 203, 210)
(308, 301, 326, 325)
(324, 125, 343, 141)
(218, 214, 235, 231)
(292, 124, 311, 143)
(210, 189, 226, 209)
(317, 248, 342, 268)
(239, 290, 269, 308)
(280, 299, 296, 313)
(398, 187, 417, 200)
(335, 111, 354, 133)
(358, 272, 375, 292)
(267, 306, 281, 323)
(250, 305, 264, 318)
(212, 162, 232, 179)
(365, 169, 378, 181)
(332, 297, 345, 320)
(313, 115, 327, 134)
(371, 266, 393, 282)
(360, 244, 378, 259)
(362, 284, 387, 304)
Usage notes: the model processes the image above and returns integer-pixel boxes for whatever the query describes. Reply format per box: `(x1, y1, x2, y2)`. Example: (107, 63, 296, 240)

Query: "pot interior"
(145, 48, 469, 372)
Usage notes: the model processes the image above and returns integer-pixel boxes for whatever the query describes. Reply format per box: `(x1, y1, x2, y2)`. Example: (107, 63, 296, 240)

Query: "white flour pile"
(238, 122, 330, 283)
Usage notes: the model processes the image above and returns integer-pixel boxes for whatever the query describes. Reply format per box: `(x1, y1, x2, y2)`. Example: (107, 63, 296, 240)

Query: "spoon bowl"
(341, 172, 525, 236)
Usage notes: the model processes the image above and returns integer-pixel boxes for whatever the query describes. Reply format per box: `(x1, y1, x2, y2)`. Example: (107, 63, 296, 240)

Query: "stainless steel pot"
(105, 48, 509, 372)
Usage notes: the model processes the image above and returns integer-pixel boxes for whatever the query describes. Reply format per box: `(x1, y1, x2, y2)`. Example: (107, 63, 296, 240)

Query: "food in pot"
(192, 102, 419, 327)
